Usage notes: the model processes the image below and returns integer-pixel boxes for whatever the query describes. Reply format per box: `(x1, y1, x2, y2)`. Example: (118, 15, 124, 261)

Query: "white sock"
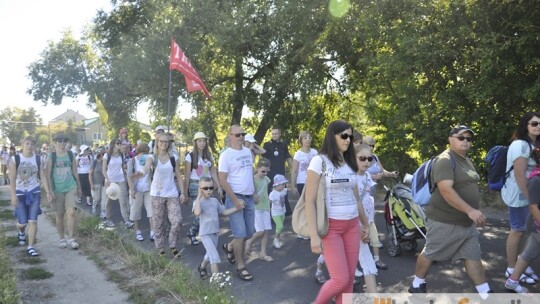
(374, 255, 380, 261)
(27, 245, 33, 250)
(412, 275, 425, 288)
(506, 267, 514, 273)
(476, 283, 491, 299)
(317, 255, 325, 264)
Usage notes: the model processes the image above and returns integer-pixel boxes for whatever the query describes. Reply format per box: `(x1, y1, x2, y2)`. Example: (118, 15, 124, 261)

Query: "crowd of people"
(4, 111, 540, 303)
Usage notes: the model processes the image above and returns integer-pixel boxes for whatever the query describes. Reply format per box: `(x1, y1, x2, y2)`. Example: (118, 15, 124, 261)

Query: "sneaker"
(408, 283, 427, 293)
(505, 269, 535, 284)
(125, 220, 134, 229)
(67, 239, 79, 250)
(273, 238, 282, 249)
(58, 239, 67, 249)
(100, 211, 107, 219)
(355, 268, 364, 277)
(136, 231, 144, 241)
(104, 220, 116, 228)
(18, 233, 26, 246)
(375, 260, 388, 270)
(505, 278, 530, 294)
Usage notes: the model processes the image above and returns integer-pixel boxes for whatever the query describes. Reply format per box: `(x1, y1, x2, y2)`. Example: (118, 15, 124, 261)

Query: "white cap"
(155, 125, 166, 132)
(244, 134, 256, 143)
(79, 145, 90, 155)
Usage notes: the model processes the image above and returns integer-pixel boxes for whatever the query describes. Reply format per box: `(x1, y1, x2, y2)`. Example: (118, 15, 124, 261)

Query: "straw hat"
(193, 132, 208, 141)
(106, 183, 120, 200)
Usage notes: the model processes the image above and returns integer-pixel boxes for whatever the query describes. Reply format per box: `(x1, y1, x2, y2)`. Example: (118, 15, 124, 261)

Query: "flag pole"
(167, 68, 172, 132)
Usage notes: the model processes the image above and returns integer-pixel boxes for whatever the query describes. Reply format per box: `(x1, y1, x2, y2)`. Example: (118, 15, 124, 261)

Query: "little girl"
(504, 147, 540, 294)
(194, 177, 242, 279)
(245, 158, 274, 261)
(270, 174, 288, 249)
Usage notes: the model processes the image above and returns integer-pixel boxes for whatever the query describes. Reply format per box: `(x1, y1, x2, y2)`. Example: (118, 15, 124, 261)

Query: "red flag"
(170, 38, 211, 98)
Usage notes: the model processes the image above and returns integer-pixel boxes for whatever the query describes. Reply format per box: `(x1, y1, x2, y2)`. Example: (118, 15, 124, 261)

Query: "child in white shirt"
(269, 174, 288, 249)
(193, 177, 242, 279)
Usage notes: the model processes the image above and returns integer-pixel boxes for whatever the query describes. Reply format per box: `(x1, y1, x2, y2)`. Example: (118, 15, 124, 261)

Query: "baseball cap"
(244, 134, 256, 143)
(449, 125, 475, 136)
(155, 125, 166, 132)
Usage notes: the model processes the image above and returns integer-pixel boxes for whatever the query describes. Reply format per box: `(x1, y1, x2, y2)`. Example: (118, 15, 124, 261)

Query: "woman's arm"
(305, 170, 322, 254)
(514, 157, 530, 200)
(175, 157, 186, 204)
(183, 159, 191, 201)
(290, 159, 299, 195)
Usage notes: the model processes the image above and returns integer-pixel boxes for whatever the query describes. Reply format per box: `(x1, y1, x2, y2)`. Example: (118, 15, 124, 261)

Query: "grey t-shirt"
(195, 197, 225, 235)
(91, 158, 105, 185)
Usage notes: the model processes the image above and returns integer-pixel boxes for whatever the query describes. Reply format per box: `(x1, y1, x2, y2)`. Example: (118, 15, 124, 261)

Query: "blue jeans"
(225, 193, 255, 239)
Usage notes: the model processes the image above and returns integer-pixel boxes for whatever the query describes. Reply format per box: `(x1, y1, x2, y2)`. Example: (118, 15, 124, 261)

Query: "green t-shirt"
(52, 154, 77, 193)
(425, 150, 481, 226)
(254, 175, 271, 210)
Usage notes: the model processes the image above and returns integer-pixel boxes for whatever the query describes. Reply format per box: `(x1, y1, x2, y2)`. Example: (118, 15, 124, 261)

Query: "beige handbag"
(292, 156, 328, 237)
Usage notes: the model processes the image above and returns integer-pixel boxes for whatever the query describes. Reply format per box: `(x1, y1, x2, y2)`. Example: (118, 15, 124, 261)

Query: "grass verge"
(77, 215, 235, 304)
(0, 232, 20, 304)
(0, 210, 13, 220)
(19, 267, 53, 280)
(0, 199, 10, 207)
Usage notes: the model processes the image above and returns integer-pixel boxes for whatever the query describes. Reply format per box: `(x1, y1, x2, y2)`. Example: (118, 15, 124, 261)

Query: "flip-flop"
(259, 255, 274, 262)
(222, 243, 236, 264)
(237, 267, 253, 281)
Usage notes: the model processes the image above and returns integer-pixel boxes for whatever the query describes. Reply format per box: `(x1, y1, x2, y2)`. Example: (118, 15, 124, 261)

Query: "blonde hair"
(298, 130, 311, 145)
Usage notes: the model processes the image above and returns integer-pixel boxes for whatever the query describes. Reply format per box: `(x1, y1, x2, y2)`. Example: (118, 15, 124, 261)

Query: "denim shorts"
(509, 206, 530, 231)
(15, 190, 42, 224)
(225, 193, 255, 239)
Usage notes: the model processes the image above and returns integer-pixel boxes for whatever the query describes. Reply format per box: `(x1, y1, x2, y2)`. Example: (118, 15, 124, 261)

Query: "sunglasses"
(231, 132, 247, 137)
(158, 140, 169, 143)
(55, 139, 68, 143)
(453, 135, 474, 142)
(260, 170, 268, 173)
(529, 121, 540, 127)
(201, 186, 214, 191)
(339, 133, 354, 141)
(115, 141, 121, 145)
(357, 156, 374, 162)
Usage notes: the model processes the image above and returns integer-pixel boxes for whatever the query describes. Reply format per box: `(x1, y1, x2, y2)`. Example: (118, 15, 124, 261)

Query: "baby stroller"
(383, 183, 427, 257)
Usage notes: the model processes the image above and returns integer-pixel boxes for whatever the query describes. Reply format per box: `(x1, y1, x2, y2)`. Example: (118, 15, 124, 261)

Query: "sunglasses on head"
(529, 121, 540, 127)
(453, 135, 474, 142)
(357, 156, 374, 162)
(56, 139, 68, 143)
(201, 186, 214, 191)
(231, 132, 247, 137)
(339, 133, 354, 141)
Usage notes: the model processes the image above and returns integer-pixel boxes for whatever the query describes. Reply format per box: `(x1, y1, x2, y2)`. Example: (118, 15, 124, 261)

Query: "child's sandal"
(198, 265, 208, 279)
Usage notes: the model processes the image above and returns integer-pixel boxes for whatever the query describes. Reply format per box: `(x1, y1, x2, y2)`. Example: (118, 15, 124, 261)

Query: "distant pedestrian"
(219, 125, 256, 281)
(262, 127, 293, 215)
(89, 147, 106, 217)
(408, 125, 492, 299)
(243, 134, 266, 160)
(194, 177, 242, 279)
(119, 127, 130, 145)
(76, 144, 93, 206)
(245, 158, 273, 261)
(1, 145, 9, 185)
(46, 132, 81, 250)
(305, 120, 369, 304)
(9, 136, 47, 256)
(127, 143, 154, 242)
(270, 174, 288, 249)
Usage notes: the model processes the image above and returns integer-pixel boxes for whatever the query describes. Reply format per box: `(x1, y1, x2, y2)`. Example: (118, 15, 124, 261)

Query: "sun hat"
(106, 183, 120, 200)
(244, 134, 257, 143)
(193, 132, 208, 141)
(53, 131, 69, 141)
(79, 145, 90, 155)
(273, 174, 288, 187)
(155, 125, 166, 132)
(449, 125, 475, 136)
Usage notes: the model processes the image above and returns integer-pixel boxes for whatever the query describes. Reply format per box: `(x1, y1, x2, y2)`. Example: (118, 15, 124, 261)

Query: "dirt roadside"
(0, 185, 130, 304)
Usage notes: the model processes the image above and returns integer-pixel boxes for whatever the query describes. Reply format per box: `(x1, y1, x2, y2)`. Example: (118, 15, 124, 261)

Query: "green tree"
(0, 107, 42, 145)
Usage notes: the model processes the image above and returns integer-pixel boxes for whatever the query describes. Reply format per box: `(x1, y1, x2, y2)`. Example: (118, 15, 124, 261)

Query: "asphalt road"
(79, 186, 540, 303)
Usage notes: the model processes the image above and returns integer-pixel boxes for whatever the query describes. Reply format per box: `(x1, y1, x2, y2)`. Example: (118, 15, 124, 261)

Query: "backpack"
(152, 155, 176, 174)
(411, 153, 455, 206)
(14, 154, 41, 179)
(484, 145, 510, 191)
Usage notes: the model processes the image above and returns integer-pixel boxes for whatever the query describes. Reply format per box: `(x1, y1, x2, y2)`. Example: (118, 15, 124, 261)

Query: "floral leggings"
(151, 196, 182, 250)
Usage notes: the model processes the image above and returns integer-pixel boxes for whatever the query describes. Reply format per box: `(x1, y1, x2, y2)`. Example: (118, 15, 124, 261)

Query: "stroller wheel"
(403, 240, 418, 252)
(387, 244, 401, 257)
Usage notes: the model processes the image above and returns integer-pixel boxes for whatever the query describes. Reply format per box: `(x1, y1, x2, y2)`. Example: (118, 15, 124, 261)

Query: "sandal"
(18, 233, 26, 246)
(222, 243, 236, 264)
(259, 255, 274, 262)
(506, 270, 535, 285)
(159, 250, 166, 257)
(198, 265, 208, 279)
(170, 247, 181, 258)
(27, 247, 40, 256)
(236, 267, 253, 281)
(315, 272, 327, 284)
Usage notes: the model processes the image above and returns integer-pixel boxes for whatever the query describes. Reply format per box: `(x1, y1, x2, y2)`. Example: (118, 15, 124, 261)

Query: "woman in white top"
(76, 145, 93, 206)
(502, 111, 540, 283)
(305, 120, 369, 304)
(184, 132, 221, 245)
(291, 130, 318, 196)
(144, 133, 186, 256)
(102, 139, 131, 228)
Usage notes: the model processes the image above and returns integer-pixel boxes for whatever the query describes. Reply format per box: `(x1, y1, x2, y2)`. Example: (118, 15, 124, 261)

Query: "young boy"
(270, 174, 288, 249)
(194, 177, 243, 279)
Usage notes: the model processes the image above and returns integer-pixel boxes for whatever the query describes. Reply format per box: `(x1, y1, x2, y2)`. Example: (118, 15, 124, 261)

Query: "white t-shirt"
(0, 150, 9, 165)
(128, 154, 151, 192)
(293, 148, 318, 184)
(77, 154, 94, 174)
(269, 188, 287, 216)
(103, 153, 125, 183)
(14, 154, 40, 191)
(307, 155, 359, 220)
(150, 154, 179, 198)
(502, 139, 536, 207)
(357, 172, 376, 223)
(185, 152, 214, 180)
(218, 147, 255, 195)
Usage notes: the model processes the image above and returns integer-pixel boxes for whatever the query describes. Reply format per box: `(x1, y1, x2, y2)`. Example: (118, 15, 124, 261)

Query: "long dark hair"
(512, 112, 540, 144)
(192, 138, 213, 170)
(320, 120, 358, 172)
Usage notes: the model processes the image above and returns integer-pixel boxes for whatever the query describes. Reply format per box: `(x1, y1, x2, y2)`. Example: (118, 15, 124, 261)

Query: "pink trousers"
(315, 218, 360, 304)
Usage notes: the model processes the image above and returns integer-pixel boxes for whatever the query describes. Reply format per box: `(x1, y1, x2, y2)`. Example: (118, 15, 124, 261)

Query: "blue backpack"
(484, 145, 510, 191)
(411, 154, 455, 206)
